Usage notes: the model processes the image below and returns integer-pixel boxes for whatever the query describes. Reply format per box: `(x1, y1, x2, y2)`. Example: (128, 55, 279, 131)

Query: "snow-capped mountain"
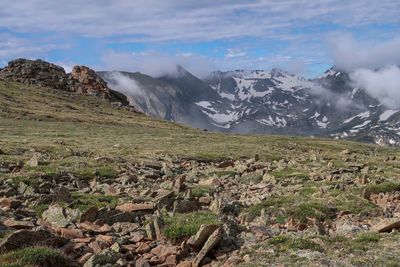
(99, 66, 400, 146)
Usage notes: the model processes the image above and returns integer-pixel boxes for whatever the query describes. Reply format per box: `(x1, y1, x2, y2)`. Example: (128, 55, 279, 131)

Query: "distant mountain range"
(1, 58, 398, 146)
(99, 66, 400, 146)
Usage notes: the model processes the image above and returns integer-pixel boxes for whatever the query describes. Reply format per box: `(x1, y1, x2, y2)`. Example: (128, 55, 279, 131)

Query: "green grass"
(70, 192, 119, 212)
(268, 235, 323, 252)
(163, 211, 221, 239)
(34, 192, 119, 216)
(191, 185, 212, 197)
(247, 193, 335, 224)
(366, 182, 400, 194)
(0, 247, 69, 267)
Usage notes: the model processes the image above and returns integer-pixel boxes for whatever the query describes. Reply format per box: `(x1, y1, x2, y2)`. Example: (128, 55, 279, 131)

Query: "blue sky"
(0, 0, 399, 77)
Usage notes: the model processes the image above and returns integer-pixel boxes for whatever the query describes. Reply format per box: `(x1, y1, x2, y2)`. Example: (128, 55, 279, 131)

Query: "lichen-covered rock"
(42, 203, 82, 228)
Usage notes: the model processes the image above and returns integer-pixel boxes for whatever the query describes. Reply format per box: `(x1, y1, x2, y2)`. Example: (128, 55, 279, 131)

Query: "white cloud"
(225, 48, 247, 59)
(101, 50, 215, 78)
(0, 33, 69, 64)
(0, 1, 398, 42)
(351, 66, 400, 108)
(104, 71, 144, 96)
(329, 33, 400, 71)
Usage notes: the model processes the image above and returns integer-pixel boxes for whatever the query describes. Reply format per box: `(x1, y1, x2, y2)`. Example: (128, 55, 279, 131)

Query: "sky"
(0, 0, 399, 78)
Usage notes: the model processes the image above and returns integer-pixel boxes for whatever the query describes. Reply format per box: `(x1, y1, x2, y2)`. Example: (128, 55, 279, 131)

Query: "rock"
(335, 222, 363, 235)
(135, 258, 151, 267)
(111, 242, 121, 253)
(373, 218, 400, 233)
(80, 221, 112, 233)
(161, 254, 177, 266)
(173, 199, 200, 213)
(42, 204, 82, 228)
(130, 232, 146, 243)
(96, 234, 115, 245)
(155, 190, 175, 210)
(188, 224, 220, 250)
(0, 59, 68, 89)
(117, 174, 137, 185)
(153, 216, 163, 240)
(162, 163, 173, 177)
(136, 242, 151, 254)
(192, 227, 223, 267)
(78, 252, 93, 265)
(18, 181, 35, 196)
(198, 196, 211, 205)
(112, 222, 140, 235)
(217, 160, 235, 168)
(150, 245, 179, 265)
(80, 207, 98, 223)
(199, 178, 220, 187)
(0, 197, 21, 210)
(341, 149, 352, 155)
(88, 241, 102, 254)
(0, 59, 128, 104)
(83, 251, 118, 267)
(0, 229, 68, 252)
(78, 253, 93, 265)
(26, 153, 40, 167)
(70, 65, 111, 97)
(145, 222, 156, 240)
(53, 186, 72, 203)
(174, 176, 186, 192)
(143, 161, 162, 170)
(176, 261, 192, 267)
(116, 203, 154, 213)
(60, 228, 84, 239)
(3, 218, 35, 229)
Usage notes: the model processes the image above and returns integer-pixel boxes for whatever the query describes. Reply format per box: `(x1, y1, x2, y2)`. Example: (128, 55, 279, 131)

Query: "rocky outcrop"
(0, 59, 68, 89)
(0, 58, 129, 105)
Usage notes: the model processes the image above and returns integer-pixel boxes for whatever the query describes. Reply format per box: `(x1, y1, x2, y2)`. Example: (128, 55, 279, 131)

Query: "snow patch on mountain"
(379, 110, 398, 121)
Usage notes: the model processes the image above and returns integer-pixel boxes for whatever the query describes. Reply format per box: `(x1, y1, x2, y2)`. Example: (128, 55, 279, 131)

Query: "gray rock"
(192, 227, 223, 267)
(42, 203, 82, 228)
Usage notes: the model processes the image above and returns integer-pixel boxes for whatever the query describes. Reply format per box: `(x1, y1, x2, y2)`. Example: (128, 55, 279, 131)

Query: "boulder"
(0, 229, 68, 252)
(188, 224, 220, 250)
(173, 199, 199, 213)
(42, 204, 82, 228)
(373, 218, 400, 233)
(0, 197, 21, 210)
(3, 218, 35, 229)
(116, 203, 154, 213)
(192, 227, 223, 267)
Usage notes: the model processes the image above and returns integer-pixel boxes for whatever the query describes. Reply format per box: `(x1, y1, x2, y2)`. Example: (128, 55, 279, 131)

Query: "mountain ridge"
(100, 65, 400, 146)
(1, 58, 399, 146)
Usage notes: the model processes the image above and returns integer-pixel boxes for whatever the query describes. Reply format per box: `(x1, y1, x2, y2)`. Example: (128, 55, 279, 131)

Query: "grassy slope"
(1, 80, 398, 163)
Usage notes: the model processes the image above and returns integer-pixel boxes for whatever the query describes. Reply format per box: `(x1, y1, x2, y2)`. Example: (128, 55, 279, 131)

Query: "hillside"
(1, 79, 400, 266)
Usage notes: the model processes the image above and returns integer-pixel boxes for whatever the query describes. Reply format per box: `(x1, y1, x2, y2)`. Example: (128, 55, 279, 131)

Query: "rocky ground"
(1, 146, 400, 266)
(1, 62, 400, 266)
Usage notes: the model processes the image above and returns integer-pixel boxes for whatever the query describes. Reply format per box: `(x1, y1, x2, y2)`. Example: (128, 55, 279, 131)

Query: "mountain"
(100, 66, 400, 146)
(98, 67, 221, 130)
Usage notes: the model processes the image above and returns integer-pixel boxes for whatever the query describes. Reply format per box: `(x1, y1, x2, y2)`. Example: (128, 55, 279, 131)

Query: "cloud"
(350, 66, 400, 108)
(327, 34, 400, 108)
(101, 50, 215, 78)
(0, 1, 398, 42)
(225, 48, 247, 59)
(329, 33, 400, 71)
(0, 33, 69, 65)
(280, 59, 308, 76)
(104, 71, 144, 97)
